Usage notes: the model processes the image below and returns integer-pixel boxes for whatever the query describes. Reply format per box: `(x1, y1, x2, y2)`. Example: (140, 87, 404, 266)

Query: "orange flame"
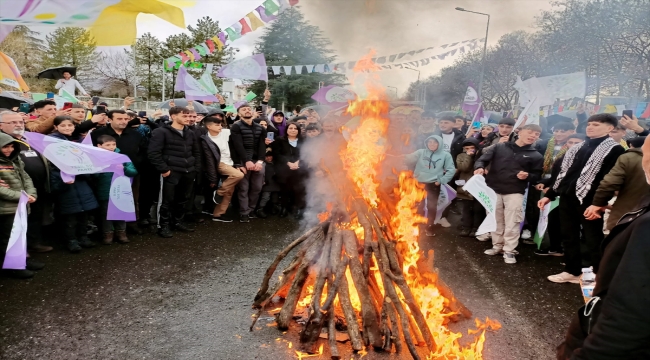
(338, 50, 501, 359)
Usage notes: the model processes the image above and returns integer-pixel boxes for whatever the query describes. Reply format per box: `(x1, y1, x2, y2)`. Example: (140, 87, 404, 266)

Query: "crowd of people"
(1, 86, 649, 356)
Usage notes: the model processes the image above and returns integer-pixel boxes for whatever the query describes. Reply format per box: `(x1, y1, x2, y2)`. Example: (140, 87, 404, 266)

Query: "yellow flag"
(212, 36, 224, 51)
(89, 0, 186, 46)
(246, 12, 266, 31)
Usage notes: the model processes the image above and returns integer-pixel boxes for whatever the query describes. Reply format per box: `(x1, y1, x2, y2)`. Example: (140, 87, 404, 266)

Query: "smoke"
(299, 0, 553, 90)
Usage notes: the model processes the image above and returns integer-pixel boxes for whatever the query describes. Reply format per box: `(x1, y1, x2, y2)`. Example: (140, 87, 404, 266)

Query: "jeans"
(158, 171, 195, 227)
(259, 191, 279, 209)
(98, 200, 126, 233)
(61, 212, 89, 241)
(559, 195, 604, 275)
(492, 193, 525, 253)
(237, 164, 265, 216)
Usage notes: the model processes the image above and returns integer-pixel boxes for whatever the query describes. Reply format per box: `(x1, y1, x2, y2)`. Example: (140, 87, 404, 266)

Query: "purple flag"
(174, 65, 219, 102)
(311, 85, 356, 108)
(107, 165, 136, 221)
(461, 81, 481, 116)
(23, 132, 135, 221)
(2, 191, 28, 269)
(217, 54, 268, 81)
(435, 184, 457, 223)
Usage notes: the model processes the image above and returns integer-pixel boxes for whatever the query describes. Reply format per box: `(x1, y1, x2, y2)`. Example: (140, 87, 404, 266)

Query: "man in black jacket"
(539, 114, 625, 284)
(557, 147, 650, 359)
(474, 124, 544, 264)
(92, 110, 146, 235)
(148, 106, 202, 238)
(230, 104, 267, 223)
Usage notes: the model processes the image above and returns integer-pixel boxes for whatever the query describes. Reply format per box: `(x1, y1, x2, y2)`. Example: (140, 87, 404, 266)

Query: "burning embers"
(250, 54, 500, 359)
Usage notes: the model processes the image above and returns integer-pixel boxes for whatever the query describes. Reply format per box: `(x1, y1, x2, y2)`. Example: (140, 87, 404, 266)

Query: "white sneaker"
(436, 217, 451, 228)
(547, 272, 581, 284)
(484, 248, 503, 256)
(476, 233, 491, 242)
(521, 229, 532, 239)
(503, 252, 517, 264)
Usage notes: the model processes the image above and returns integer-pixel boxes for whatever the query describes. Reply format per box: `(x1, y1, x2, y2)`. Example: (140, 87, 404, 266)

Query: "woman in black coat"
(48, 116, 99, 253)
(273, 123, 307, 219)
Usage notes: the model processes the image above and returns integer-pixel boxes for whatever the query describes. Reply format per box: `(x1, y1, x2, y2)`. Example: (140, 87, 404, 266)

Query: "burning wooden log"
(250, 165, 480, 359)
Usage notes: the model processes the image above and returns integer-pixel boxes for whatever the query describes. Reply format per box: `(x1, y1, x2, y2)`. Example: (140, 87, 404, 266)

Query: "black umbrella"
(37, 66, 77, 80)
(0, 91, 33, 109)
(157, 99, 208, 113)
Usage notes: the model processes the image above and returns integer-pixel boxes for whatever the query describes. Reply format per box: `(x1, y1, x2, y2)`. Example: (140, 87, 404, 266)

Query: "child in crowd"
(0, 133, 38, 279)
(404, 135, 456, 237)
(92, 135, 138, 245)
(305, 124, 321, 138)
(455, 138, 484, 237)
(49, 116, 99, 253)
(259, 148, 281, 216)
(609, 124, 629, 149)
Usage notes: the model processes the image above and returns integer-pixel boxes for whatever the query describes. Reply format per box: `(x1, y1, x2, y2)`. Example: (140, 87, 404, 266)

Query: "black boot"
(26, 258, 45, 271)
(279, 207, 288, 218)
(67, 240, 82, 253)
(256, 208, 268, 219)
(2, 269, 34, 279)
(459, 227, 471, 237)
(78, 236, 97, 248)
(158, 225, 173, 238)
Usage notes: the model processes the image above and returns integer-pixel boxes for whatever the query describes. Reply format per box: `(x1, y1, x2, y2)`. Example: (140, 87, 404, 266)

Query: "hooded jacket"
(0, 133, 37, 215)
(455, 137, 480, 200)
(433, 128, 465, 164)
(405, 135, 456, 184)
(270, 111, 287, 137)
(474, 141, 544, 195)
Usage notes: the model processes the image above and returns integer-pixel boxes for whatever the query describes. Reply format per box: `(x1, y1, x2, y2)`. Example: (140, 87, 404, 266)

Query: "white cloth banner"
(294, 65, 304, 74)
(271, 66, 282, 75)
(516, 72, 586, 106)
(462, 175, 497, 235)
(282, 66, 292, 75)
(314, 64, 325, 73)
(2, 191, 28, 270)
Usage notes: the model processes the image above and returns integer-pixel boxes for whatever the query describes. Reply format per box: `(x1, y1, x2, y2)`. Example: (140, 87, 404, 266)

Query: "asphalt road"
(0, 212, 583, 360)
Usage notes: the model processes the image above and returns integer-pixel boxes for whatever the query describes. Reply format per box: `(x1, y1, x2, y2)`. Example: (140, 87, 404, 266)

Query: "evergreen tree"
(161, 33, 195, 99)
(42, 27, 97, 82)
(133, 33, 164, 100)
(0, 25, 49, 92)
(187, 16, 235, 93)
(249, 6, 344, 109)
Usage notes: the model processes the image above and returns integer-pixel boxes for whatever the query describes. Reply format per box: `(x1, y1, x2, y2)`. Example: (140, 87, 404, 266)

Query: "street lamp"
(455, 7, 490, 99)
(387, 86, 398, 98)
(405, 68, 421, 102)
(146, 46, 166, 102)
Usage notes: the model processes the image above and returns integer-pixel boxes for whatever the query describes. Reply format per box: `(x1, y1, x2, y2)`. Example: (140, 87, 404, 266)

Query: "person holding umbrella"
(55, 71, 88, 97)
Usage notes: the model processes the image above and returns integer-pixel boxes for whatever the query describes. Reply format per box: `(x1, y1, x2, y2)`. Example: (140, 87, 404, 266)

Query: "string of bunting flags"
(164, 0, 299, 71)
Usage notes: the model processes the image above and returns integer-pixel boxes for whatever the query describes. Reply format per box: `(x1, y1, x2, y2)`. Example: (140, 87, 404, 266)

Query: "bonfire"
(250, 53, 500, 360)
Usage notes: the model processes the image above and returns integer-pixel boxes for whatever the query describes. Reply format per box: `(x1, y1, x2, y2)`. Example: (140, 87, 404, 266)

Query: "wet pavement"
(0, 212, 583, 360)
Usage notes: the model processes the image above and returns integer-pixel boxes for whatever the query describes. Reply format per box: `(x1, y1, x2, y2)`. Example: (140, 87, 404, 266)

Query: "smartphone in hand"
(266, 132, 274, 141)
(622, 109, 633, 118)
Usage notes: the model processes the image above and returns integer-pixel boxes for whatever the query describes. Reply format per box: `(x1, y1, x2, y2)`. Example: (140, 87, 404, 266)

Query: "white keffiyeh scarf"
(553, 137, 618, 204)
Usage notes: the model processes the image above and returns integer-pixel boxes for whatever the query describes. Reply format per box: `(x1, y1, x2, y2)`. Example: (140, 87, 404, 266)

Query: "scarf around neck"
(543, 137, 568, 175)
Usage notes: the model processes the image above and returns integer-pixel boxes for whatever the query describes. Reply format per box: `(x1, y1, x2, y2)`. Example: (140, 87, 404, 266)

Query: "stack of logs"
(250, 181, 472, 360)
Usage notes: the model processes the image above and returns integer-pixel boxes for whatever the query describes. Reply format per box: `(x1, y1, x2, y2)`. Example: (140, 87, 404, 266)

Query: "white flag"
(2, 191, 29, 270)
(271, 66, 282, 75)
(462, 175, 497, 235)
(282, 66, 292, 75)
(314, 64, 325, 73)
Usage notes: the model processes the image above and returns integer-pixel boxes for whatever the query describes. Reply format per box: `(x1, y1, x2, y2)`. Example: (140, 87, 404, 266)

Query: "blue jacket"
(405, 135, 456, 184)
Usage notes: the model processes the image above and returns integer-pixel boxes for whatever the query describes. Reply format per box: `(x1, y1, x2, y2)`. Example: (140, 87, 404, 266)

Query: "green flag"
(244, 91, 257, 102)
(223, 105, 236, 113)
(60, 89, 79, 103)
(533, 194, 560, 248)
(31, 93, 47, 101)
(263, 0, 280, 15)
(225, 27, 240, 41)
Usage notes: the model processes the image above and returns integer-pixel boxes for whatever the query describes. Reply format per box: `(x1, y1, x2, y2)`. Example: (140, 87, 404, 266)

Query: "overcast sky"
(35, 0, 556, 95)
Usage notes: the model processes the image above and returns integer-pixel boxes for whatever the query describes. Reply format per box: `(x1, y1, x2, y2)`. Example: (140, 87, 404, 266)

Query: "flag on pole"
(60, 88, 79, 103)
(217, 54, 268, 81)
(311, 85, 356, 107)
(435, 184, 457, 223)
(462, 175, 497, 235)
(514, 97, 539, 129)
(534, 195, 559, 248)
(174, 65, 219, 102)
(461, 81, 481, 116)
(23, 132, 136, 220)
(2, 191, 29, 270)
(197, 64, 219, 94)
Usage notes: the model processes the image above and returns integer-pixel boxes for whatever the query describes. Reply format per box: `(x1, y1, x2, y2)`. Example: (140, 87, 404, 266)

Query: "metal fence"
(6, 91, 162, 110)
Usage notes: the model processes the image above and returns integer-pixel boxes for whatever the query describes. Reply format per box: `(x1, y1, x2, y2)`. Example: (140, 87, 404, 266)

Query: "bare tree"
(95, 49, 136, 97)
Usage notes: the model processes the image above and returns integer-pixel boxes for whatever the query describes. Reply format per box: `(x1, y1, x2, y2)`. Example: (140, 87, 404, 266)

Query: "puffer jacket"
(0, 133, 37, 215)
(455, 137, 480, 200)
(404, 134, 456, 185)
(229, 119, 267, 164)
(200, 133, 222, 186)
(148, 124, 202, 174)
(91, 148, 138, 202)
(474, 141, 544, 195)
